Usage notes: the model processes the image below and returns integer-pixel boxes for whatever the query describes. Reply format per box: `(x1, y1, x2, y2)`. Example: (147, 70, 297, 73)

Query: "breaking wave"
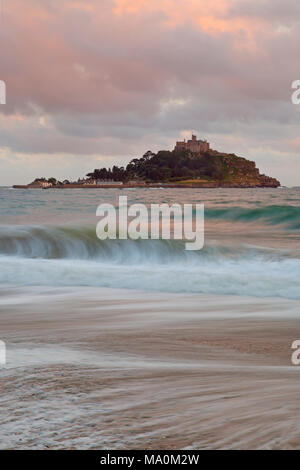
(0, 224, 300, 299)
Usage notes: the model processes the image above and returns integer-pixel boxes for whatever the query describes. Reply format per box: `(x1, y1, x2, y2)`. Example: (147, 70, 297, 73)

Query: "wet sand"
(0, 286, 300, 449)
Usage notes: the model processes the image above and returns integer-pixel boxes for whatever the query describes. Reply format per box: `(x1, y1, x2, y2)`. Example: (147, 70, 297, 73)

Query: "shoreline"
(12, 182, 281, 189)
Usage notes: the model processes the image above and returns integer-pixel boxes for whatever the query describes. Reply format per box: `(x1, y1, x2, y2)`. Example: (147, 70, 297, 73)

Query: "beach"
(1, 187, 300, 449)
(1, 286, 300, 449)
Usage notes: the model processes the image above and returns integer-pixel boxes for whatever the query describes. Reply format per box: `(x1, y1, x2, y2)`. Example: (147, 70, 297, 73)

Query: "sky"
(1, 0, 300, 186)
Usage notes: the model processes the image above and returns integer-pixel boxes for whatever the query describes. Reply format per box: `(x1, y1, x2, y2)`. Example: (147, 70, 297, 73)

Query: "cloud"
(0, 0, 300, 185)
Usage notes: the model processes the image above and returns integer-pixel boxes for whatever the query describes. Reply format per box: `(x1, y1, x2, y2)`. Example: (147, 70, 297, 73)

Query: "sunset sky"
(1, 0, 300, 186)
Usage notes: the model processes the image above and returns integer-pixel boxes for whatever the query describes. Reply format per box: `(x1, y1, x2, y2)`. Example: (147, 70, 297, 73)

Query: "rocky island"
(13, 135, 280, 189)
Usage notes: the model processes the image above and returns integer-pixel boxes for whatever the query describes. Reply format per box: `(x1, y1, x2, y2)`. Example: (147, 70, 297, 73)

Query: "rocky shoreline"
(13, 180, 280, 189)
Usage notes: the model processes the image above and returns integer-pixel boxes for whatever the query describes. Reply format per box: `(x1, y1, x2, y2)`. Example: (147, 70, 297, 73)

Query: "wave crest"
(206, 205, 300, 229)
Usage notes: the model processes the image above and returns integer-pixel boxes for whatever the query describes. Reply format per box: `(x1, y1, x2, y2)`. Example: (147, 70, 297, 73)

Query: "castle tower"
(174, 134, 210, 153)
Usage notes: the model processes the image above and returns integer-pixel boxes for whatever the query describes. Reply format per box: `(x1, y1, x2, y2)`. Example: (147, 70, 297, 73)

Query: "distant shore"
(12, 181, 281, 189)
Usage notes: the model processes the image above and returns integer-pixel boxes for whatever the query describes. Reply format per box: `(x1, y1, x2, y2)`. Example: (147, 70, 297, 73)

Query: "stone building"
(174, 134, 210, 153)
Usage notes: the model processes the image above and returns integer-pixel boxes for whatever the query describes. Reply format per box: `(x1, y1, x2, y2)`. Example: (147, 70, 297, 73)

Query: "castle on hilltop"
(174, 134, 210, 153)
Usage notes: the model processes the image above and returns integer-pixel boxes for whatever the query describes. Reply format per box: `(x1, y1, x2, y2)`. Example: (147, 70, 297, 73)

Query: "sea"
(1, 186, 300, 449)
(0, 186, 300, 299)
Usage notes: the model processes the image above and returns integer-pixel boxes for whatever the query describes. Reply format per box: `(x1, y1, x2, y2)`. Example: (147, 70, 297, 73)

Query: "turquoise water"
(1, 186, 300, 299)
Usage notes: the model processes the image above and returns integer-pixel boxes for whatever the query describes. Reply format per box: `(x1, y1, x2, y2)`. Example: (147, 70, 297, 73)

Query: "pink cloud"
(0, 0, 299, 186)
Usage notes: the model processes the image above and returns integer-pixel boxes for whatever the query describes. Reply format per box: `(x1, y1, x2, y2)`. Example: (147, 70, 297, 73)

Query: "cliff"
(197, 150, 280, 187)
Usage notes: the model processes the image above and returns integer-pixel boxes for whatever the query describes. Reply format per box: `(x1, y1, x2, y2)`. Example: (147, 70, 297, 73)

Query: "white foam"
(0, 253, 300, 299)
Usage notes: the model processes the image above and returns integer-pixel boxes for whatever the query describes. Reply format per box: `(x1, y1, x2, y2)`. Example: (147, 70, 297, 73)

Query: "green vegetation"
(27, 148, 280, 188)
(86, 148, 279, 186)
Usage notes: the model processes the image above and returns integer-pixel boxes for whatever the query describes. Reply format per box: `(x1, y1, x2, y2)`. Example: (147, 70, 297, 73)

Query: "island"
(13, 134, 280, 189)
